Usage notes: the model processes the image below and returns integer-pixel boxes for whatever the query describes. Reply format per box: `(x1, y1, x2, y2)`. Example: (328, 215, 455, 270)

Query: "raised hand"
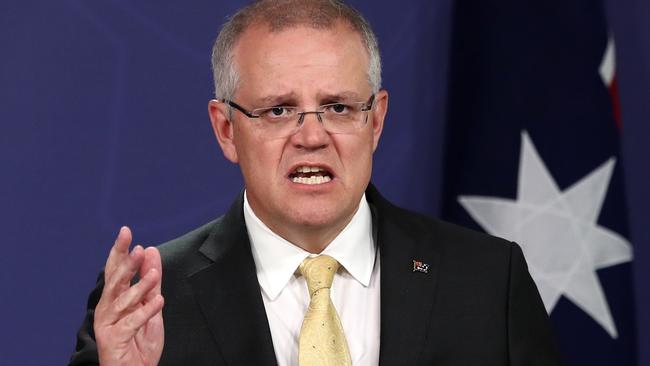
(94, 227, 165, 366)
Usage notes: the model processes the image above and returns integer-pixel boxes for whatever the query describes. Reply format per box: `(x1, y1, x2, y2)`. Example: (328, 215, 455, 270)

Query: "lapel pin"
(412, 260, 430, 274)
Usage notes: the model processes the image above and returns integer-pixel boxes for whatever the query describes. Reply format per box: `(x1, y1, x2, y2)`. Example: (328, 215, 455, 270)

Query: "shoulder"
(368, 185, 519, 266)
(398, 204, 515, 258)
(157, 219, 219, 259)
(155, 216, 224, 278)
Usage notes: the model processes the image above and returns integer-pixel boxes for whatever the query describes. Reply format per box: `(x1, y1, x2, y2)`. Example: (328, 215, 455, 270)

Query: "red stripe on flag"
(609, 75, 622, 129)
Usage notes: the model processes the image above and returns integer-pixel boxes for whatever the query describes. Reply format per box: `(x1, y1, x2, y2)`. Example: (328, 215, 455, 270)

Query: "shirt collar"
(244, 191, 375, 300)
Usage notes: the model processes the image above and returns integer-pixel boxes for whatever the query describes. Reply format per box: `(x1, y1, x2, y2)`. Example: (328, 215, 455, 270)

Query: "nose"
(291, 111, 330, 150)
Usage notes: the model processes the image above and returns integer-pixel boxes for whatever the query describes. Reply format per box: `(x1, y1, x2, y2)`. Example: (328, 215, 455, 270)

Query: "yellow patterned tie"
(298, 255, 352, 366)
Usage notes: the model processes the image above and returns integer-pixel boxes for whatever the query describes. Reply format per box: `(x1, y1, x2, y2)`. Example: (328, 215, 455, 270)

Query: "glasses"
(221, 94, 375, 138)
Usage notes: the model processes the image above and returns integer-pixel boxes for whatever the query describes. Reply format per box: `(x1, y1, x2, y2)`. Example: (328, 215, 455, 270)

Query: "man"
(70, 1, 561, 365)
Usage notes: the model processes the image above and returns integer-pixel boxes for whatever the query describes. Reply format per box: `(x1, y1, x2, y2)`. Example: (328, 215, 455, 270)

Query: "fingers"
(102, 244, 145, 303)
(140, 247, 163, 299)
(94, 227, 166, 365)
(141, 247, 162, 275)
(105, 226, 133, 277)
(104, 267, 162, 325)
(99, 227, 164, 319)
(115, 294, 164, 342)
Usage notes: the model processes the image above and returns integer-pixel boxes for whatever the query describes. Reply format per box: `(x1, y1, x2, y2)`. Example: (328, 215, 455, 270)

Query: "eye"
(271, 107, 285, 116)
(259, 106, 294, 119)
(328, 103, 349, 114)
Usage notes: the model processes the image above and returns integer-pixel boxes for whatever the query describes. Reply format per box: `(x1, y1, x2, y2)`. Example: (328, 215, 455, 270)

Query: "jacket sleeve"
(507, 242, 563, 365)
(68, 271, 104, 366)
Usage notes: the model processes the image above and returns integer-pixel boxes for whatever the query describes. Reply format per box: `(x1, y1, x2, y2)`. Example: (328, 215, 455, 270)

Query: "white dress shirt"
(243, 192, 381, 366)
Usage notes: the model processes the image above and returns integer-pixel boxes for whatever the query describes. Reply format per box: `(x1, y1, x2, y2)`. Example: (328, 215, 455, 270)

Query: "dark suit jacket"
(70, 185, 561, 365)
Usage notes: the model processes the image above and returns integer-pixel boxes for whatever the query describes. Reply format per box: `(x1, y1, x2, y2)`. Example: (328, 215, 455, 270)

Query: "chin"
(285, 201, 353, 230)
(289, 206, 334, 226)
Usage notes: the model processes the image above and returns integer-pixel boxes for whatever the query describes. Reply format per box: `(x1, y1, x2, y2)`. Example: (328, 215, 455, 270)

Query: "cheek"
(337, 133, 375, 172)
(234, 131, 286, 178)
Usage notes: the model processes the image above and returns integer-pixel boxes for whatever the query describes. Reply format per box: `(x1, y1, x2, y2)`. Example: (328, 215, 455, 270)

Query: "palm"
(123, 312, 164, 365)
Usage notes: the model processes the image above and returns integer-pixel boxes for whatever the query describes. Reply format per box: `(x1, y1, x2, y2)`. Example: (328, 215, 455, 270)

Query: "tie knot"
(299, 255, 340, 295)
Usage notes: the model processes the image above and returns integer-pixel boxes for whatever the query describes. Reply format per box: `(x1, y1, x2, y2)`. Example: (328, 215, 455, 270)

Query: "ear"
(370, 90, 388, 152)
(208, 99, 239, 163)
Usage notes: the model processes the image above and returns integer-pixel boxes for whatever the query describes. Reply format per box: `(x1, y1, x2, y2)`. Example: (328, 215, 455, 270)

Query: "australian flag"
(441, 0, 637, 365)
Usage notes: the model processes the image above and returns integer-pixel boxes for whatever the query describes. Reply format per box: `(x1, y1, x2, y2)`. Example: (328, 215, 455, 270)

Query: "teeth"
(295, 166, 324, 173)
(292, 175, 332, 185)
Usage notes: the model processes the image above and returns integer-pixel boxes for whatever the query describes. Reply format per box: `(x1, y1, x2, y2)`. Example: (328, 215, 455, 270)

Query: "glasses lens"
(320, 102, 368, 133)
(253, 106, 300, 138)
(248, 98, 372, 138)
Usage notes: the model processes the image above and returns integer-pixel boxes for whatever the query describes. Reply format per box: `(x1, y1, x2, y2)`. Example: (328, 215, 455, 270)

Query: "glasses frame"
(220, 94, 376, 133)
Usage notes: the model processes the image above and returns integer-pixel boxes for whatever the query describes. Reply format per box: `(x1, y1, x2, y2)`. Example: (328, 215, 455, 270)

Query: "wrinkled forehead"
(231, 22, 371, 100)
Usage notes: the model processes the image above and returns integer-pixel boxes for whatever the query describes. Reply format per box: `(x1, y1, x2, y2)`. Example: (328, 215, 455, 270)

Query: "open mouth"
(288, 165, 333, 185)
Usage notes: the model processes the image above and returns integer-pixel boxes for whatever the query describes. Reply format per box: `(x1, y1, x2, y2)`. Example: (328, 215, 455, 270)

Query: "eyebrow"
(253, 93, 300, 106)
(252, 91, 364, 107)
(317, 91, 362, 102)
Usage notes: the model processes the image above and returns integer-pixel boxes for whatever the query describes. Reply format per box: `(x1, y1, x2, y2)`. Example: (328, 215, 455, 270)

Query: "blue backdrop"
(0, 1, 647, 365)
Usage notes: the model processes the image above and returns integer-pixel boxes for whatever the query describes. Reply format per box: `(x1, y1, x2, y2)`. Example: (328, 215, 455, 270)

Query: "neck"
(245, 194, 360, 254)
(261, 206, 358, 253)
(275, 221, 350, 254)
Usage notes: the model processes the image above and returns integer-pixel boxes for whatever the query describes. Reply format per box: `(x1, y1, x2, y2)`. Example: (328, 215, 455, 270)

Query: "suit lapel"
(187, 192, 278, 366)
(368, 186, 441, 366)
(183, 186, 440, 365)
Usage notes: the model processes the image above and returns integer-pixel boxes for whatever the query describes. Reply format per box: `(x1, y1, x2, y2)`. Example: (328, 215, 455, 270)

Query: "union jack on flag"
(412, 260, 430, 274)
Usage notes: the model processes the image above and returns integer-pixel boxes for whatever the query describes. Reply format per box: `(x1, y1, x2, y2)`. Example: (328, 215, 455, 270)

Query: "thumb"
(141, 247, 162, 296)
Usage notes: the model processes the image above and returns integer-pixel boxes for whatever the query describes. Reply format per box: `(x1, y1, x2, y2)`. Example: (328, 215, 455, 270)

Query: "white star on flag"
(458, 131, 633, 338)
(599, 36, 616, 87)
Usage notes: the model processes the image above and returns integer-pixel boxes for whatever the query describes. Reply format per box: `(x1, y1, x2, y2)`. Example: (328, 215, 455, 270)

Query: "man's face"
(209, 22, 387, 246)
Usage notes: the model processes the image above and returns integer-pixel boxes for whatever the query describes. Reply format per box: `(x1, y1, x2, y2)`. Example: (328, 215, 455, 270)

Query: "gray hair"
(211, 0, 382, 100)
